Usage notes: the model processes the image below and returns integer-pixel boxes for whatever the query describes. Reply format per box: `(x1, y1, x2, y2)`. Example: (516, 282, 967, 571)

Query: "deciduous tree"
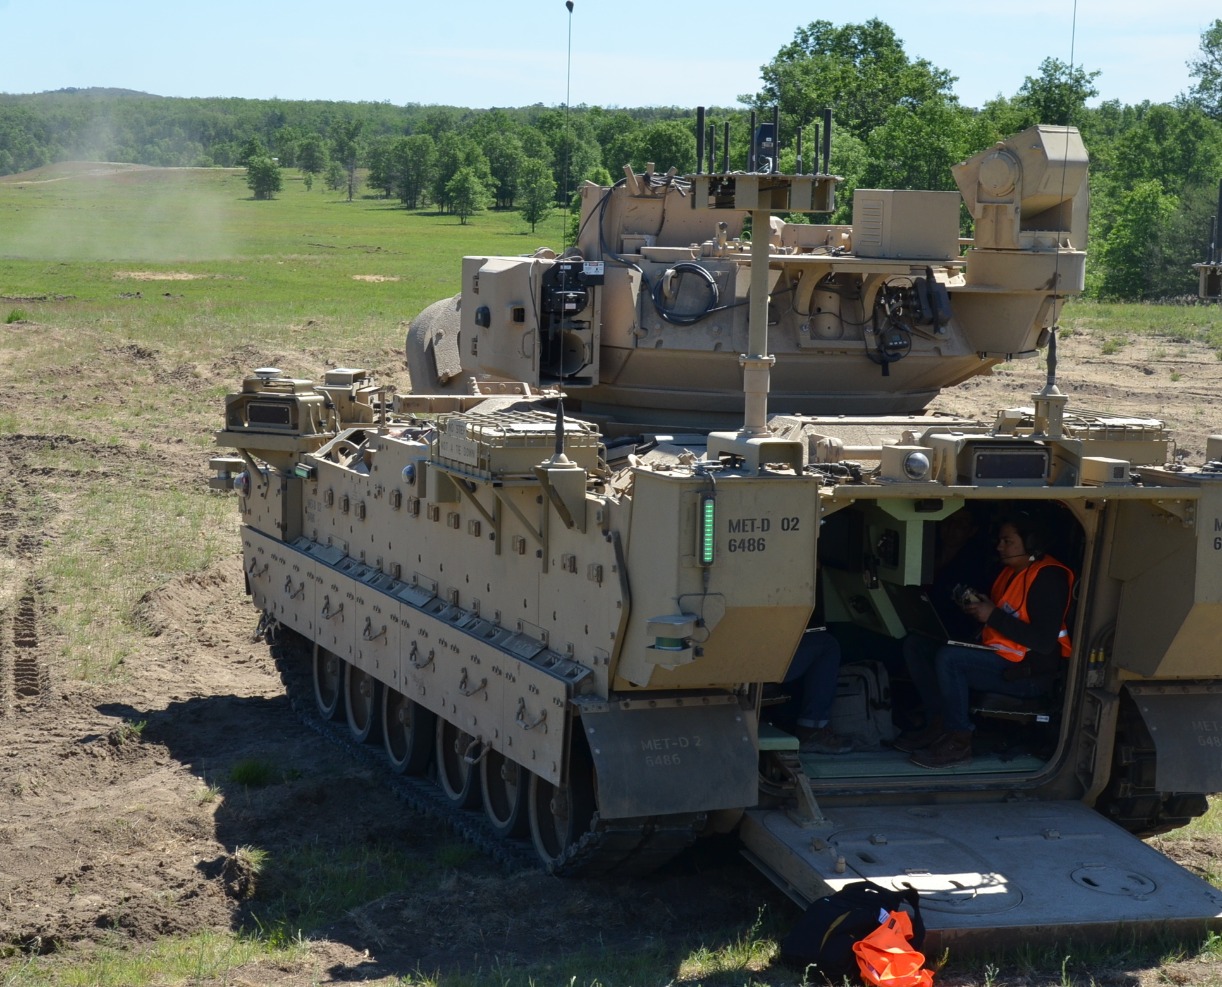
(1187, 19, 1222, 118)
(364, 136, 397, 198)
(323, 159, 346, 193)
(394, 134, 436, 210)
(518, 158, 556, 232)
(637, 121, 696, 174)
(863, 101, 993, 192)
(533, 109, 602, 202)
(1107, 104, 1222, 197)
(1098, 180, 1176, 299)
(593, 111, 641, 173)
(750, 20, 957, 143)
(446, 166, 492, 224)
(330, 119, 363, 202)
(483, 130, 526, 208)
(245, 155, 282, 200)
(432, 134, 491, 213)
(1014, 57, 1100, 127)
(237, 135, 266, 166)
(296, 133, 327, 189)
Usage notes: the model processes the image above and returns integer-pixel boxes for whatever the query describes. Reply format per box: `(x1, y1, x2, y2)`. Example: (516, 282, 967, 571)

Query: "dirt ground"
(1, 323, 1221, 986)
(926, 328, 1222, 460)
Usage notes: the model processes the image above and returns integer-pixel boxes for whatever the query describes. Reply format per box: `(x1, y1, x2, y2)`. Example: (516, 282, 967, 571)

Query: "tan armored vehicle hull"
(217, 124, 1222, 944)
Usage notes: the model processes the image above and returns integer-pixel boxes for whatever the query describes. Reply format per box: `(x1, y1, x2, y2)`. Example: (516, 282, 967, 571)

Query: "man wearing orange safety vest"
(897, 511, 1075, 768)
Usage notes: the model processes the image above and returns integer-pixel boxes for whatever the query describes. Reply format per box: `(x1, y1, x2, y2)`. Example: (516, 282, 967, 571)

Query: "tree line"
(4, 18, 1222, 299)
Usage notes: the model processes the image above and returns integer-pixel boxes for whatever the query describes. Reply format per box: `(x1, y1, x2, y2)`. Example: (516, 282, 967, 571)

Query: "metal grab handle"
(285, 577, 305, 600)
(247, 558, 268, 578)
(363, 617, 386, 642)
(254, 611, 278, 644)
(515, 697, 547, 732)
(459, 668, 487, 698)
(462, 736, 487, 767)
(320, 595, 344, 621)
(409, 642, 434, 670)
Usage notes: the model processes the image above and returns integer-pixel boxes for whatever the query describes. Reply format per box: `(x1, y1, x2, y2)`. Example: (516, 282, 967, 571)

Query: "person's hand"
(963, 598, 994, 623)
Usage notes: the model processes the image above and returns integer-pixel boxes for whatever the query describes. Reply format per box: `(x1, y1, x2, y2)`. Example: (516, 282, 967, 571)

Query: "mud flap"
(576, 699, 758, 819)
(739, 800, 1222, 947)
(1126, 682, 1222, 792)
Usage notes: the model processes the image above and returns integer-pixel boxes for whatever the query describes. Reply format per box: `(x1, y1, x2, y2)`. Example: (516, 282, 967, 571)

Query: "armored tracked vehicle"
(215, 121, 1222, 946)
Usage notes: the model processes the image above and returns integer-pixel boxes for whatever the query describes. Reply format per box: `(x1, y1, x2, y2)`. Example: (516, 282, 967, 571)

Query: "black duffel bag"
(779, 880, 925, 980)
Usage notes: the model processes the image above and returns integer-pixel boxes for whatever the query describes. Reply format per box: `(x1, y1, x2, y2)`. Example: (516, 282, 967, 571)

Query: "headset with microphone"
(998, 511, 1047, 563)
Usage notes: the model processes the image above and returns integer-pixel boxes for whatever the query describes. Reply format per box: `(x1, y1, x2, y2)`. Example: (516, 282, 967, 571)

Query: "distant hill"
(35, 87, 161, 98)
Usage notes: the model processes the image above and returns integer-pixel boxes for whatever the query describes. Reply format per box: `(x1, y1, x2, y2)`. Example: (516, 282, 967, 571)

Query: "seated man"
(783, 626, 852, 754)
(896, 511, 1074, 768)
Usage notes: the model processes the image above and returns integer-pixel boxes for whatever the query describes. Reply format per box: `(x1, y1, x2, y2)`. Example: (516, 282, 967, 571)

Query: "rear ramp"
(740, 800, 1222, 948)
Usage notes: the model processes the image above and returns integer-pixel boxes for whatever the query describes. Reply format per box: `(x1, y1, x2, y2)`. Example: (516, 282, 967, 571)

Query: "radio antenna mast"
(563, 0, 575, 250)
(1033, 0, 1078, 439)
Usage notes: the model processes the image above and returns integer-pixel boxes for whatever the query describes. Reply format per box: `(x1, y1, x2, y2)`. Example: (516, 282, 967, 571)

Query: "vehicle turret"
(408, 119, 1088, 426)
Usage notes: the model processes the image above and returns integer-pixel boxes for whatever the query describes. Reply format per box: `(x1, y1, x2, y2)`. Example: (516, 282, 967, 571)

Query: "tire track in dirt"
(0, 442, 52, 715)
(0, 427, 209, 719)
(11, 583, 50, 702)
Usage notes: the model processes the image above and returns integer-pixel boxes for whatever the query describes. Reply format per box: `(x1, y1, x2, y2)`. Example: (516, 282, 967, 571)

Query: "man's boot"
(910, 729, 973, 768)
(892, 717, 945, 754)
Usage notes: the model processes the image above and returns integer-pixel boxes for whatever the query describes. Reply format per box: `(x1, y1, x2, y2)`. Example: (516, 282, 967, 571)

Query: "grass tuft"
(196, 783, 221, 805)
(676, 907, 778, 980)
(228, 758, 279, 788)
(107, 718, 147, 747)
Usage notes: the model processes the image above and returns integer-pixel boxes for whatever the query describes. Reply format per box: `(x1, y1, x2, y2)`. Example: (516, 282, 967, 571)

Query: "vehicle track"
(270, 629, 539, 873)
(269, 629, 704, 877)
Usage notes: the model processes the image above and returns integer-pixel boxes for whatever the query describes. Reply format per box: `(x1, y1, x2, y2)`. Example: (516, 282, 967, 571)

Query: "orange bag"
(851, 908, 934, 987)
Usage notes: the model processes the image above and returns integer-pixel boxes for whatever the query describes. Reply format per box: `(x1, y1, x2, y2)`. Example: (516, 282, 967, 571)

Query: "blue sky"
(1, 1, 1216, 110)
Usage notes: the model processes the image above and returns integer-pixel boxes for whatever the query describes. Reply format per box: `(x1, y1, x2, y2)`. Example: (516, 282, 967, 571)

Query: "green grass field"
(1, 162, 569, 369)
(2, 163, 1221, 987)
(0, 164, 574, 685)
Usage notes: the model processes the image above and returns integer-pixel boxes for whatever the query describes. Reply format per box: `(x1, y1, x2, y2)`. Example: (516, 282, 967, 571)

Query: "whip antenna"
(562, 0, 574, 249)
(1034, 0, 1078, 439)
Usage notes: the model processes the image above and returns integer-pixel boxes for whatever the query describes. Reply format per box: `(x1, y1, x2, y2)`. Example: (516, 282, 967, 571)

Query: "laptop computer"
(883, 582, 1001, 652)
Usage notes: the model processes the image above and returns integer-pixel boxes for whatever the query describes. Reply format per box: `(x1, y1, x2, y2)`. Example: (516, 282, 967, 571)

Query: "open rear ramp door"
(739, 801, 1222, 948)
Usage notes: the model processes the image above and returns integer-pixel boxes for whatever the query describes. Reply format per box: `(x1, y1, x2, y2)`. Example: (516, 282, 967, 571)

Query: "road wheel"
(435, 716, 481, 810)
(381, 688, 434, 774)
(480, 748, 529, 839)
(528, 740, 595, 871)
(313, 645, 343, 721)
(343, 664, 379, 743)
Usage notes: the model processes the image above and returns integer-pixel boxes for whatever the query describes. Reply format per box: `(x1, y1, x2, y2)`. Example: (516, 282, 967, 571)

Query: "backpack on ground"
(779, 880, 925, 981)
